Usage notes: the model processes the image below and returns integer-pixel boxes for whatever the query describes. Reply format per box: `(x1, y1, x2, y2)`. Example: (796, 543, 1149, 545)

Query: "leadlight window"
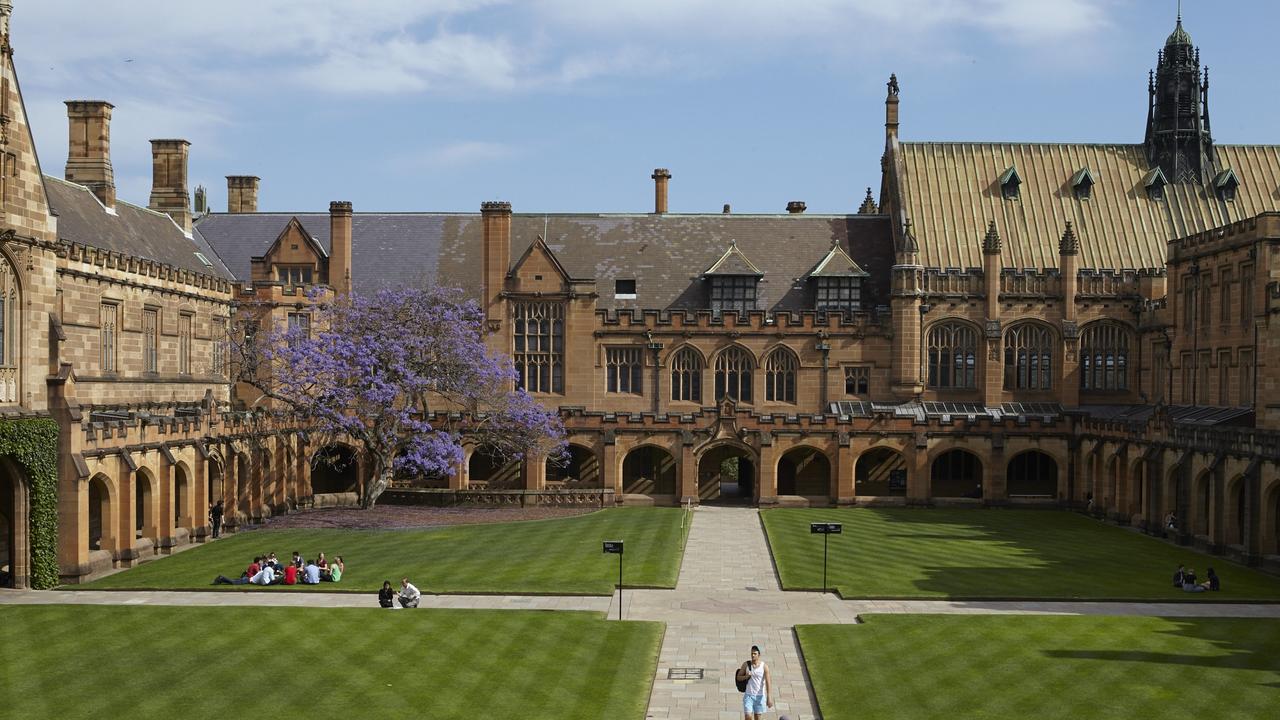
(287, 312, 310, 348)
(142, 308, 159, 373)
(1240, 349, 1255, 404)
(100, 303, 117, 373)
(1196, 351, 1211, 405)
(926, 322, 977, 390)
(178, 313, 192, 375)
(669, 347, 703, 403)
(606, 347, 643, 395)
(1200, 276, 1212, 328)
(844, 366, 869, 395)
(513, 302, 564, 394)
(714, 346, 753, 402)
(1080, 322, 1129, 392)
(1003, 323, 1054, 391)
(815, 277, 862, 312)
(763, 348, 797, 403)
(212, 317, 227, 377)
(277, 265, 313, 288)
(710, 276, 757, 316)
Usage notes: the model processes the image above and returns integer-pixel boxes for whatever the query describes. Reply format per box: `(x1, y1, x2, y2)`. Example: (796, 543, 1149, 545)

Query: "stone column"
(835, 436, 855, 505)
(156, 455, 175, 553)
(679, 442, 697, 505)
(758, 437, 779, 505)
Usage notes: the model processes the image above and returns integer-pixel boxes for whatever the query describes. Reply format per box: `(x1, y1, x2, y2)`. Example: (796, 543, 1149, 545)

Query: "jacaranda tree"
(241, 287, 564, 508)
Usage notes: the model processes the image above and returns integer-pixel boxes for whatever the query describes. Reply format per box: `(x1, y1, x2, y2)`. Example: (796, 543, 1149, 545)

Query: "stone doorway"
(697, 444, 755, 505)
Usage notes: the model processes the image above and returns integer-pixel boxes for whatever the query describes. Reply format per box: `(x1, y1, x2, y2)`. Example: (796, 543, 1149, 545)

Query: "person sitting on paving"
(378, 580, 396, 608)
(399, 577, 421, 608)
(302, 559, 322, 585)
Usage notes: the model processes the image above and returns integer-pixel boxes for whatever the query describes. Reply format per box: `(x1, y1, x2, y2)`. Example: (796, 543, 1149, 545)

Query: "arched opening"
(174, 465, 189, 528)
(312, 445, 361, 494)
(777, 447, 830, 497)
(466, 446, 521, 489)
(135, 469, 155, 540)
(0, 465, 17, 588)
(622, 446, 677, 496)
(1006, 451, 1058, 497)
(697, 444, 755, 503)
(208, 460, 223, 507)
(1268, 484, 1280, 555)
(931, 449, 982, 498)
(1107, 455, 1121, 512)
(547, 444, 600, 487)
(88, 475, 111, 552)
(855, 447, 907, 497)
(394, 451, 450, 489)
(1193, 471, 1212, 537)
(1127, 460, 1146, 518)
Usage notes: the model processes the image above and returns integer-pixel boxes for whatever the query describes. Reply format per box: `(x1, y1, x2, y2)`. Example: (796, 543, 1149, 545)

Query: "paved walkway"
(0, 588, 609, 612)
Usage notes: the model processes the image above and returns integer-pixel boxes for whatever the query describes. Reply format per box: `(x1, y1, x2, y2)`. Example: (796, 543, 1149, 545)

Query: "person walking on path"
(740, 645, 773, 719)
(209, 500, 224, 539)
(399, 577, 421, 608)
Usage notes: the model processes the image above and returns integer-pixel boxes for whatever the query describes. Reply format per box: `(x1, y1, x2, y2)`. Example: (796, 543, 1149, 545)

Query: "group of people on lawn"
(1172, 564, 1220, 593)
(379, 578, 422, 608)
(213, 551, 344, 586)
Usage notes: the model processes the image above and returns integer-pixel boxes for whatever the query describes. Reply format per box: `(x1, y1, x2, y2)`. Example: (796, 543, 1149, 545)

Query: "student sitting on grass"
(250, 563, 276, 585)
(324, 556, 344, 583)
(292, 551, 303, 570)
(1172, 564, 1186, 588)
(1182, 568, 1206, 593)
(302, 559, 321, 585)
(1202, 567, 1221, 591)
(283, 562, 298, 585)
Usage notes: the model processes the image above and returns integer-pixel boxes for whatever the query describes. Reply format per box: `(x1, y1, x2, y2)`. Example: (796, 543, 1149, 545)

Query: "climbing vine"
(0, 418, 59, 589)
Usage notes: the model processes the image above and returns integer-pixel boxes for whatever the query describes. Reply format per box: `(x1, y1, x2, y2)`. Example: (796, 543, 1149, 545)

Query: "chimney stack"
(148, 139, 192, 234)
(651, 168, 671, 214)
(227, 176, 260, 213)
(64, 101, 116, 209)
(786, 201, 806, 214)
(328, 201, 353, 294)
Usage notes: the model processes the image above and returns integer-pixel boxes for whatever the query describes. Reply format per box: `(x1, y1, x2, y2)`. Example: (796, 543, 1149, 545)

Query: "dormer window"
(277, 265, 312, 288)
(1071, 167, 1095, 200)
(710, 276, 758, 316)
(614, 279, 637, 300)
(1215, 168, 1239, 202)
(1144, 167, 1168, 201)
(999, 166, 1022, 200)
(816, 277, 862, 312)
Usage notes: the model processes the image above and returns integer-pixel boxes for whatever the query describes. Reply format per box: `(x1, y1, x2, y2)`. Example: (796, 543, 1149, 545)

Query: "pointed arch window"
(714, 346, 753, 403)
(0, 254, 18, 403)
(927, 321, 978, 390)
(764, 348, 798, 403)
(669, 347, 703, 403)
(513, 302, 565, 394)
(1003, 323, 1054, 390)
(1080, 322, 1131, 392)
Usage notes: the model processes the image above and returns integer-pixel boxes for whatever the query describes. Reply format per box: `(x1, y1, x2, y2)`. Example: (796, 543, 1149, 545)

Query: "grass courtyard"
(3, 605, 661, 720)
(81, 507, 684, 595)
(798, 615, 1280, 720)
(763, 508, 1280, 601)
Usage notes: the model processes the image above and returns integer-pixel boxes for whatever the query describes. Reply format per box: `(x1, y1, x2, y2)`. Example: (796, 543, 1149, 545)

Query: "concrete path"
(0, 589, 610, 612)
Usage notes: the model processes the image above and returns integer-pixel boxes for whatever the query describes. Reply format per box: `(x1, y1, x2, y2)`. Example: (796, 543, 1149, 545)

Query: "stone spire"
(858, 187, 878, 214)
(1059, 221, 1079, 256)
(982, 220, 1001, 255)
(1144, 10, 1214, 183)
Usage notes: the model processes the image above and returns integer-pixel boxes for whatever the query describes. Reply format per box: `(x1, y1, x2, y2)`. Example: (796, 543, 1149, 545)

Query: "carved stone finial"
(982, 220, 1001, 255)
(898, 218, 919, 255)
(1059, 221, 1079, 256)
(858, 187, 878, 214)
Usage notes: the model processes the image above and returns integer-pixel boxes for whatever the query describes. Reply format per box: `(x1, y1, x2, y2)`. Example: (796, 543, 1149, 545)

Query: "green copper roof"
(1166, 18, 1192, 47)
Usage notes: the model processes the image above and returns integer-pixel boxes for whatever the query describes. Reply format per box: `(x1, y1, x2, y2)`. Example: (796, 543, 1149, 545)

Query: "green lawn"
(762, 508, 1280, 600)
(798, 615, 1280, 720)
(3, 605, 661, 720)
(82, 508, 684, 595)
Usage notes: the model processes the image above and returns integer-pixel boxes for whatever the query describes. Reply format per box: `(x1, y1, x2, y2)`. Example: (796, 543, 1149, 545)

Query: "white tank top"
(745, 661, 766, 695)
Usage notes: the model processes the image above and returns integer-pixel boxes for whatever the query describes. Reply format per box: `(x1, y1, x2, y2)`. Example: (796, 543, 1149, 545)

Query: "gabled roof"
(257, 216, 327, 262)
(1213, 167, 1240, 189)
(808, 241, 868, 278)
(1071, 166, 1096, 189)
(1142, 166, 1169, 189)
(702, 240, 763, 277)
(44, 175, 234, 280)
(509, 235, 576, 281)
(893, 143, 1280, 269)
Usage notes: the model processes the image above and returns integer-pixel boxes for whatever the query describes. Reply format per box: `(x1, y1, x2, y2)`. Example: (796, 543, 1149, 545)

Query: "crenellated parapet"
(1169, 212, 1280, 261)
(593, 307, 891, 336)
(999, 268, 1063, 298)
(59, 241, 234, 295)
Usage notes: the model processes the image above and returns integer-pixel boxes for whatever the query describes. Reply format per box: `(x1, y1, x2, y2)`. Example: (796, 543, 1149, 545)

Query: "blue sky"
(14, 1, 1280, 215)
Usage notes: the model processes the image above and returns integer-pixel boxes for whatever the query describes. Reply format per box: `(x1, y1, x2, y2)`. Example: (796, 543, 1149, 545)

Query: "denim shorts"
(743, 693, 766, 714)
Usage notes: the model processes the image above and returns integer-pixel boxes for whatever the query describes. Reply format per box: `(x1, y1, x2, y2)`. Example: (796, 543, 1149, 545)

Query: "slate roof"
(195, 212, 894, 311)
(893, 143, 1280, 270)
(45, 176, 234, 280)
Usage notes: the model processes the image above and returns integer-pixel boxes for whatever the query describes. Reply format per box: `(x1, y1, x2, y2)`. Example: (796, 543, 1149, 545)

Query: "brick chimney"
(481, 201, 512, 334)
(64, 101, 116, 209)
(651, 168, 671, 214)
(786, 201, 806, 214)
(148, 139, 192, 234)
(328, 201, 353, 294)
(227, 176, 260, 213)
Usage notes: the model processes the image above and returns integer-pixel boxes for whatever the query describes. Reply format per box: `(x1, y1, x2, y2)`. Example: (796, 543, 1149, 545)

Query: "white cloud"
(392, 141, 519, 172)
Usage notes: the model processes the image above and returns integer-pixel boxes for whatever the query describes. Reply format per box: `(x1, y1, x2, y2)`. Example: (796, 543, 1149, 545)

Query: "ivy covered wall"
(1, 418, 59, 589)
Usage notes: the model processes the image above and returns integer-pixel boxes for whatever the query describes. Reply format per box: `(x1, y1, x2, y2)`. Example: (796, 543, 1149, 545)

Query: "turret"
(1144, 12, 1215, 183)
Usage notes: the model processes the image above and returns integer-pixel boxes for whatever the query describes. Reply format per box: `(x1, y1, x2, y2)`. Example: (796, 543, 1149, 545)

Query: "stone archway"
(208, 459, 224, 507)
(174, 464, 190, 529)
(1006, 450, 1057, 497)
(312, 444, 361, 494)
(1266, 483, 1280, 555)
(547, 444, 600, 487)
(931, 449, 983, 499)
(777, 447, 830, 498)
(135, 469, 158, 542)
(622, 446, 678, 497)
(467, 446, 522, 489)
(697, 443, 756, 504)
(855, 447, 907, 497)
(0, 459, 29, 588)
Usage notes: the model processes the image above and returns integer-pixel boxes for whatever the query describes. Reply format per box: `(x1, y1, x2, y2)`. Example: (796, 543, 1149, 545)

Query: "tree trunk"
(362, 467, 394, 509)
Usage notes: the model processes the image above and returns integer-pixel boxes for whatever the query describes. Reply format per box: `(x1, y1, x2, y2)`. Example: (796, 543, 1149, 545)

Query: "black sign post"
(603, 540, 624, 620)
(809, 523, 843, 594)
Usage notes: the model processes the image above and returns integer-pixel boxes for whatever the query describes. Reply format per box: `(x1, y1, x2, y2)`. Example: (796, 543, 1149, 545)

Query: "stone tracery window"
(1003, 323, 1054, 391)
(1080, 322, 1130, 392)
(669, 347, 703, 403)
(926, 321, 977, 390)
(714, 346, 753, 403)
(0, 254, 17, 402)
(605, 347, 643, 395)
(764, 347, 797, 403)
(513, 301, 564, 394)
